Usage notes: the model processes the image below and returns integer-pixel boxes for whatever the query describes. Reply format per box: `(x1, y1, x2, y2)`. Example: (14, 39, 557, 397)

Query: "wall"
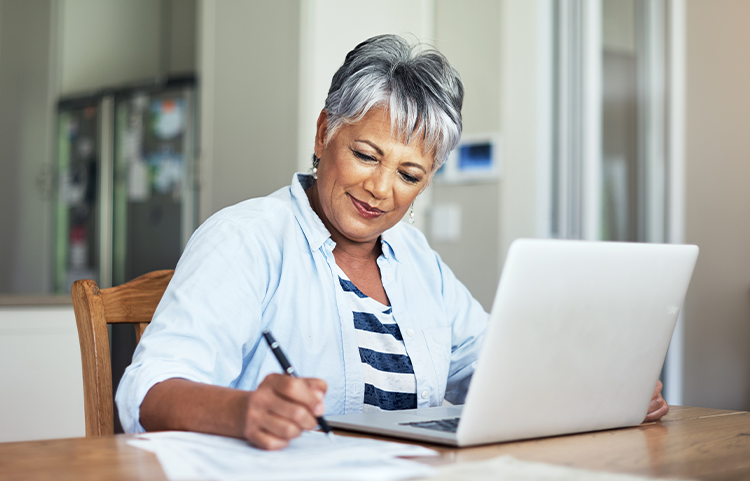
(198, 0, 300, 218)
(60, 0, 195, 95)
(59, 0, 161, 94)
(499, 0, 551, 260)
(683, 0, 750, 410)
(431, 0, 502, 310)
(0, 1, 12, 293)
(0, 0, 56, 294)
(164, 0, 196, 75)
(0, 306, 84, 442)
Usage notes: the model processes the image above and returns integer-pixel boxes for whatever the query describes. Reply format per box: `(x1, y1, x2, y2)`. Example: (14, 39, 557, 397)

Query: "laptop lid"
(328, 239, 699, 447)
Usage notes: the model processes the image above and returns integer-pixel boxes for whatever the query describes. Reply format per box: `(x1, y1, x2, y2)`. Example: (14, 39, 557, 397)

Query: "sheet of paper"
(413, 455, 692, 481)
(128, 430, 437, 481)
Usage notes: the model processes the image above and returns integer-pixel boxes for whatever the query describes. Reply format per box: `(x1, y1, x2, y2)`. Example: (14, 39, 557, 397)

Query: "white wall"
(59, 0, 195, 95)
(59, 0, 161, 94)
(0, 0, 57, 294)
(430, 0, 503, 310)
(499, 0, 551, 260)
(683, 0, 750, 410)
(198, 0, 301, 219)
(0, 306, 85, 442)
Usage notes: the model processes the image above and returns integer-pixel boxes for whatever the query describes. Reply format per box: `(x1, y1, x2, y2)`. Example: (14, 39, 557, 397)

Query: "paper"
(128, 430, 437, 481)
(414, 455, 692, 481)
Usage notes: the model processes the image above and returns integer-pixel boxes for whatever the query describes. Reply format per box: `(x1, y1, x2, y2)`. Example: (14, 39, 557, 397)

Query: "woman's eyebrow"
(354, 139, 384, 156)
(402, 162, 427, 174)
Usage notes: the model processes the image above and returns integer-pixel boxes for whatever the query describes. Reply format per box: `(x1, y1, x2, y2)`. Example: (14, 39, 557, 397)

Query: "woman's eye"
(400, 172, 420, 184)
(353, 150, 376, 162)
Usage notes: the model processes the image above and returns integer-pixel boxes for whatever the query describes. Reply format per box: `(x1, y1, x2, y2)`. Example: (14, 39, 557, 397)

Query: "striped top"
(337, 270, 418, 412)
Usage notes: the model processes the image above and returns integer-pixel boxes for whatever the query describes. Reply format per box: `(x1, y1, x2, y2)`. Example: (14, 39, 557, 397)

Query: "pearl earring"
(409, 203, 415, 224)
(312, 154, 320, 180)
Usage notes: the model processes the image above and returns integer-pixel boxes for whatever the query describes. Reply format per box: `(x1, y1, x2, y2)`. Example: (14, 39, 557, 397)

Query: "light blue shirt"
(116, 173, 489, 434)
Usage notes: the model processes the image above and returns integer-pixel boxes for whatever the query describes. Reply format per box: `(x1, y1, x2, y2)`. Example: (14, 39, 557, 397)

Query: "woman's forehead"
(341, 107, 434, 160)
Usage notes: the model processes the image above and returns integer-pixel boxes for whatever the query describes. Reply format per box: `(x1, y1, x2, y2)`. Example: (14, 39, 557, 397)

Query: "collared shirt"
(116, 173, 489, 434)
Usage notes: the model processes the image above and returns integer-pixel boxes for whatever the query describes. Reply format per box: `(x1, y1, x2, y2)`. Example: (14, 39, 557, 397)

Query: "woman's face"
(311, 107, 434, 246)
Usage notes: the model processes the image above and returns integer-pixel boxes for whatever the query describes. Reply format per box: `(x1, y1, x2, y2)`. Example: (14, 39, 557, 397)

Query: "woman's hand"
(140, 375, 327, 450)
(242, 374, 327, 450)
(643, 380, 669, 422)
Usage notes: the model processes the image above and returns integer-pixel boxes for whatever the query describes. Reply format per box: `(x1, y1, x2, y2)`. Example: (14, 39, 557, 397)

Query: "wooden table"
(1, 406, 749, 480)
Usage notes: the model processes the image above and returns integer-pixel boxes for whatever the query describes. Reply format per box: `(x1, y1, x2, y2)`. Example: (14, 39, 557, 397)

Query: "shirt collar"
(379, 231, 400, 262)
(291, 173, 331, 252)
(291, 172, 402, 262)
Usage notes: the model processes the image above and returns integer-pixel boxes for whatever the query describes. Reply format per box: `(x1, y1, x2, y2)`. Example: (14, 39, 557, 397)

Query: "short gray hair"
(322, 34, 464, 171)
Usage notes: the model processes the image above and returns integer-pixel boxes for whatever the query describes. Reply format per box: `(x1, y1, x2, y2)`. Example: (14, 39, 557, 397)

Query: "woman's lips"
(350, 195, 384, 219)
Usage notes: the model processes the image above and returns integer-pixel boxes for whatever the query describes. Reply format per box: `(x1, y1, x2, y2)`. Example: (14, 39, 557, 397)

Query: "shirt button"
(386, 274, 394, 281)
(421, 391, 428, 399)
(406, 329, 414, 337)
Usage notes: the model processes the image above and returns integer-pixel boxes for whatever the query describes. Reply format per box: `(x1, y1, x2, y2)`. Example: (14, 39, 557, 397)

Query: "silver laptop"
(327, 239, 699, 447)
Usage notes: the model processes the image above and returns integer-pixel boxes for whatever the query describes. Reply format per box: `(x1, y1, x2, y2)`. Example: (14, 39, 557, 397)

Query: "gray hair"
(322, 34, 464, 171)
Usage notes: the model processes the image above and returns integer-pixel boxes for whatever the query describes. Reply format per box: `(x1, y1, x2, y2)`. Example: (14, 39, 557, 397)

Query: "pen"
(262, 330, 335, 441)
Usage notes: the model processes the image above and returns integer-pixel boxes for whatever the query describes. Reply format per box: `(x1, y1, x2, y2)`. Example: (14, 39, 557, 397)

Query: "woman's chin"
(335, 221, 387, 245)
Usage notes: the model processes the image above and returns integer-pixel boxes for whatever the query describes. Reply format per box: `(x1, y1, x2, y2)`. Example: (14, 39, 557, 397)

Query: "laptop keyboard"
(400, 417, 461, 433)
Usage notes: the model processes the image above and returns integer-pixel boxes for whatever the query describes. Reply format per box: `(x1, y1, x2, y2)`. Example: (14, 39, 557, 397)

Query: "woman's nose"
(363, 168, 391, 199)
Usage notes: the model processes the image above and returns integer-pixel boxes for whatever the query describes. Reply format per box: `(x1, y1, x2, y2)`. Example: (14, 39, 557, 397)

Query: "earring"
(409, 202, 415, 224)
(312, 154, 320, 180)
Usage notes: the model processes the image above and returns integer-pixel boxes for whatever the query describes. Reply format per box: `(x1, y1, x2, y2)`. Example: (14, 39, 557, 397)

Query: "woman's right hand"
(242, 373, 328, 450)
(139, 375, 327, 450)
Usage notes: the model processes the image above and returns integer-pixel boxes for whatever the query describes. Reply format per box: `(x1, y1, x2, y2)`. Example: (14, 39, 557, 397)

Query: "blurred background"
(0, 0, 748, 441)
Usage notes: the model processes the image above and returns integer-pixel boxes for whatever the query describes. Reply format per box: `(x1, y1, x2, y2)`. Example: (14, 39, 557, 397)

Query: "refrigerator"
(53, 77, 198, 432)
(53, 95, 103, 294)
(53, 77, 197, 294)
(112, 77, 198, 286)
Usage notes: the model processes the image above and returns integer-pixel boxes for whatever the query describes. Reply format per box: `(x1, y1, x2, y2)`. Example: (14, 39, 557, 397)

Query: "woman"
(117, 35, 668, 450)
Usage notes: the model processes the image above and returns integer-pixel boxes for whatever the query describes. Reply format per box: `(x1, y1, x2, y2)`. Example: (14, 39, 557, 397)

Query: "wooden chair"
(71, 270, 174, 437)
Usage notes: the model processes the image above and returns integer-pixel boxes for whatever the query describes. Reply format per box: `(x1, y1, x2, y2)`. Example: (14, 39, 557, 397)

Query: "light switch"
(431, 203, 461, 242)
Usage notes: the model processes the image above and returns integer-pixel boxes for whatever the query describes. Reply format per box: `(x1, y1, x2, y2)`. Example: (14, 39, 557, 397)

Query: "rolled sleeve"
(115, 214, 267, 433)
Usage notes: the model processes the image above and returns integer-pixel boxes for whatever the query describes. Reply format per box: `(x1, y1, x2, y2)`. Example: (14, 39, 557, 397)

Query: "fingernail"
(314, 391, 324, 401)
(315, 403, 326, 416)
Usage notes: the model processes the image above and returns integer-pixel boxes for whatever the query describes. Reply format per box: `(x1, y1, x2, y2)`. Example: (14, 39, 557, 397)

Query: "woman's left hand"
(643, 380, 669, 422)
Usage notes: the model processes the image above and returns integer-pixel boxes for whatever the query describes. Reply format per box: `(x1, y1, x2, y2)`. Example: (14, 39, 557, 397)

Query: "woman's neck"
(305, 183, 381, 263)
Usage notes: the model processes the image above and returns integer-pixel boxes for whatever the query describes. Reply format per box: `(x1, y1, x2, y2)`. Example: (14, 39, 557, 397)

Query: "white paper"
(128, 430, 437, 481)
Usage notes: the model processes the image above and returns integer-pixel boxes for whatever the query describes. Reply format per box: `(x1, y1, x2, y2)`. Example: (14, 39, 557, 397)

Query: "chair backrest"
(71, 270, 174, 437)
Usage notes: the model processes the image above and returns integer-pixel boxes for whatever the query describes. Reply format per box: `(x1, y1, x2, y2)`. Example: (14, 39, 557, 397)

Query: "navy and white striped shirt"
(337, 271, 418, 412)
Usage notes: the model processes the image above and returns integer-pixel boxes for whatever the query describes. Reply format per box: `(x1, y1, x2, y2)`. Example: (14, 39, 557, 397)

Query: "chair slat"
(71, 269, 174, 437)
(100, 270, 174, 324)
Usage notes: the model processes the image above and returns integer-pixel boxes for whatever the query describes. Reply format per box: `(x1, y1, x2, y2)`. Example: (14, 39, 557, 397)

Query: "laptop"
(326, 238, 699, 447)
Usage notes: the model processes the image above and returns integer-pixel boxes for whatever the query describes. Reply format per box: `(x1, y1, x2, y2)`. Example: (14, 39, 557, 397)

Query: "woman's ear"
(314, 110, 329, 157)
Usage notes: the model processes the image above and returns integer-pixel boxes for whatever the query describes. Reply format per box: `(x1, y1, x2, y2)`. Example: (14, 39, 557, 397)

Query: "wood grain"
(341, 406, 750, 480)
(71, 270, 173, 437)
(0, 407, 748, 480)
(0, 436, 166, 481)
(97, 270, 174, 324)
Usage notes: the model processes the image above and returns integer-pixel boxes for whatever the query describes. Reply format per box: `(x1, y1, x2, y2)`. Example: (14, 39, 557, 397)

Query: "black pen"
(262, 330, 335, 441)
